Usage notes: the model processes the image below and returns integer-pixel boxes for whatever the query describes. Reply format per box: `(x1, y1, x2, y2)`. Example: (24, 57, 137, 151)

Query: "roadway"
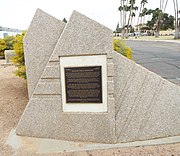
(124, 40, 180, 85)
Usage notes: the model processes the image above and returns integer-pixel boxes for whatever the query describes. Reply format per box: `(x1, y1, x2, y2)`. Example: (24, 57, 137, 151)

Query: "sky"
(0, 0, 175, 31)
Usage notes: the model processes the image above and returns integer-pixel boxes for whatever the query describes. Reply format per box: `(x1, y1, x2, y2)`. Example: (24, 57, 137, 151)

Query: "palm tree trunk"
(160, 0, 162, 10)
(161, 0, 165, 10)
(155, 0, 166, 38)
(130, 14, 134, 27)
(175, 0, 180, 38)
(163, 0, 169, 12)
(122, 0, 125, 37)
(127, 4, 133, 34)
(155, 20, 160, 38)
(124, 0, 129, 26)
(139, 4, 145, 34)
(120, 0, 123, 28)
(173, 0, 179, 39)
(137, 4, 142, 31)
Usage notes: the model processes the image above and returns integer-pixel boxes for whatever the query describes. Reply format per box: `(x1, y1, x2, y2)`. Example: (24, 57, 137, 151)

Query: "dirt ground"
(0, 60, 180, 156)
(0, 60, 28, 155)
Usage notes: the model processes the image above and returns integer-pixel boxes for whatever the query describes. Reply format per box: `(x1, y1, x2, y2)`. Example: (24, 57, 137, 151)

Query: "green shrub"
(0, 36, 16, 57)
(12, 32, 26, 79)
(0, 38, 7, 56)
(113, 39, 133, 59)
(4, 36, 16, 50)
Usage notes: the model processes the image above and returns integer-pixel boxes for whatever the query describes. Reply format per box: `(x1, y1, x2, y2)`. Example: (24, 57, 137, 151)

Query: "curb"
(126, 39, 180, 44)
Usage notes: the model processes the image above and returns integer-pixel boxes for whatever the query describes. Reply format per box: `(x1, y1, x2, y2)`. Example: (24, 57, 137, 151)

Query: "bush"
(0, 39, 7, 56)
(113, 39, 133, 59)
(4, 36, 16, 50)
(12, 32, 26, 79)
(0, 36, 16, 57)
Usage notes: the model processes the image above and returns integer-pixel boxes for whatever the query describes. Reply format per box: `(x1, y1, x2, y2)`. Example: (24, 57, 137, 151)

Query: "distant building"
(0, 26, 22, 38)
(160, 29, 175, 36)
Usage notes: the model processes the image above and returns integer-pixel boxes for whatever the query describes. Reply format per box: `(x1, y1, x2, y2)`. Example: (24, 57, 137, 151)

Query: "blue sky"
(0, 0, 175, 30)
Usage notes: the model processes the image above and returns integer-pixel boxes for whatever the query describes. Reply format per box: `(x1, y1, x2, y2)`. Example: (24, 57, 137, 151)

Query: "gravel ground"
(0, 59, 180, 156)
(0, 60, 28, 156)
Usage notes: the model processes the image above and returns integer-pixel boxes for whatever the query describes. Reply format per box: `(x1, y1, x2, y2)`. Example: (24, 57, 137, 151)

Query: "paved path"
(125, 40, 180, 85)
(5, 129, 180, 155)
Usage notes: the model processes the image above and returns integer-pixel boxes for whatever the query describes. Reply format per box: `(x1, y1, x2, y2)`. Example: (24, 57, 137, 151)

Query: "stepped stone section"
(16, 9, 180, 144)
(17, 10, 116, 144)
(139, 80, 180, 140)
(112, 52, 180, 143)
(24, 9, 65, 98)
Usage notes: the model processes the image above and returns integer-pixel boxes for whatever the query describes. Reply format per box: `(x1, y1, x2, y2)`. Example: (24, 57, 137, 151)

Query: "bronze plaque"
(64, 66, 102, 103)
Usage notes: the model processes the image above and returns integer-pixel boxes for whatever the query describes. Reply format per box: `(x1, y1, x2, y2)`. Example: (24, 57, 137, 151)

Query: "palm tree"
(126, 0, 138, 33)
(130, 12, 136, 27)
(154, 0, 169, 37)
(119, 5, 124, 28)
(136, 0, 148, 32)
(163, 0, 169, 12)
(173, 0, 180, 39)
(141, 8, 148, 23)
(155, 8, 163, 37)
(119, 0, 128, 36)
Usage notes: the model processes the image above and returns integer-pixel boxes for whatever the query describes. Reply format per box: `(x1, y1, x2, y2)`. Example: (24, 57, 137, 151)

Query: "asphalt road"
(125, 40, 180, 85)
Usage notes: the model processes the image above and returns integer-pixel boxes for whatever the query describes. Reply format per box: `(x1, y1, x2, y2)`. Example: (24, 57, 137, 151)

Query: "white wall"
(0, 31, 22, 38)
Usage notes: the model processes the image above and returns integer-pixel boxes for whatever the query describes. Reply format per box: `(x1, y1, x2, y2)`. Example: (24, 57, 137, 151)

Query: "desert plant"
(0, 38, 7, 56)
(113, 39, 133, 59)
(12, 32, 26, 79)
(4, 36, 16, 50)
(0, 36, 16, 57)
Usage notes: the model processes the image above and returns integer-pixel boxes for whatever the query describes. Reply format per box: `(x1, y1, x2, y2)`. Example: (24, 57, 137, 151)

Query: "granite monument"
(16, 9, 180, 144)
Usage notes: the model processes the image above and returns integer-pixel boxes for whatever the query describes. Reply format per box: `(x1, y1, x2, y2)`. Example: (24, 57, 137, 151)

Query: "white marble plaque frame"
(60, 55, 107, 112)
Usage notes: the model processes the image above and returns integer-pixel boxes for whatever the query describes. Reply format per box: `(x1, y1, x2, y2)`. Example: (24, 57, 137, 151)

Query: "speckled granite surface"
(113, 52, 180, 142)
(16, 9, 180, 144)
(17, 10, 116, 144)
(24, 9, 65, 98)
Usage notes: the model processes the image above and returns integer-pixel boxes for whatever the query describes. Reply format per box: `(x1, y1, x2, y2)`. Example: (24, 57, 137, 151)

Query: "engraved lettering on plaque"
(64, 66, 102, 103)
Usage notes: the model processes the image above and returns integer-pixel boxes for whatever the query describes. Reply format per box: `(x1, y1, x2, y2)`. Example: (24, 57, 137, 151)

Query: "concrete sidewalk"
(5, 129, 180, 155)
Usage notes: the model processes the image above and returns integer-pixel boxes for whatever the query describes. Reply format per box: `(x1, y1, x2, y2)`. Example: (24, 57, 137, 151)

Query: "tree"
(12, 32, 26, 79)
(154, 0, 169, 37)
(0, 36, 16, 56)
(173, 0, 180, 39)
(118, 0, 138, 36)
(130, 12, 136, 29)
(160, 0, 180, 39)
(62, 18, 67, 23)
(126, 0, 138, 32)
(137, 0, 148, 32)
(147, 9, 175, 32)
(161, 13, 175, 30)
(145, 8, 163, 37)
(0, 39, 7, 56)
(4, 36, 16, 50)
(139, 7, 148, 22)
(118, 0, 129, 35)
(116, 23, 121, 33)
(162, 0, 169, 12)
